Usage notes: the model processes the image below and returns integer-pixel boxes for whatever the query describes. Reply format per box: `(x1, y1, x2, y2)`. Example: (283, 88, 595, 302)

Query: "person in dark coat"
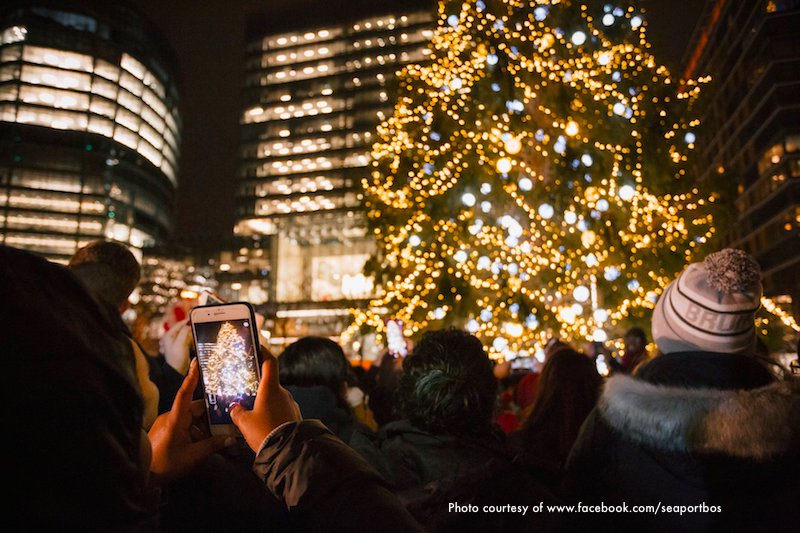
(565, 249, 800, 532)
(279, 336, 374, 444)
(351, 328, 559, 531)
(69, 240, 185, 418)
(4, 244, 154, 529)
(509, 348, 602, 489)
(231, 347, 424, 532)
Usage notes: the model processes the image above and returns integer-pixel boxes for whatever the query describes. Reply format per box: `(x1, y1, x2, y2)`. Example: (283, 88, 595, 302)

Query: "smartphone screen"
(386, 318, 407, 357)
(192, 304, 260, 429)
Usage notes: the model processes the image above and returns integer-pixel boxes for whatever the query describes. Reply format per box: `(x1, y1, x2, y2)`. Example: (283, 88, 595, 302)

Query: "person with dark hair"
(352, 328, 558, 531)
(279, 336, 373, 444)
(509, 348, 602, 488)
(69, 240, 186, 419)
(620, 326, 648, 372)
(565, 249, 800, 531)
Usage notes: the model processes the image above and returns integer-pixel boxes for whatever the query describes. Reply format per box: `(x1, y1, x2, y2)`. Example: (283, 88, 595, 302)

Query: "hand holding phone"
(190, 302, 262, 436)
(148, 359, 234, 481)
(229, 353, 302, 452)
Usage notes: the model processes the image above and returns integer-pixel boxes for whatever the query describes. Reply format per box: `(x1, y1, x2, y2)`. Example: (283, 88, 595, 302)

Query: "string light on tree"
(346, 0, 717, 357)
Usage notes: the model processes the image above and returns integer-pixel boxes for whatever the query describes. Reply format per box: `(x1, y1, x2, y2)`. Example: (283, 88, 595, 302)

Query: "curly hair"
(397, 328, 496, 436)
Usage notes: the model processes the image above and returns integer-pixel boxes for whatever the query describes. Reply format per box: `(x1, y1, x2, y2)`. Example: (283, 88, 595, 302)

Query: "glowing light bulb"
(603, 14, 615, 26)
(604, 266, 621, 281)
(538, 203, 554, 219)
(593, 308, 608, 323)
(454, 250, 467, 263)
(462, 192, 476, 206)
(573, 285, 590, 302)
(504, 136, 522, 154)
(593, 329, 608, 342)
(581, 230, 596, 248)
(409, 235, 421, 246)
(518, 177, 533, 191)
(496, 157, 512, 173)
(571, 31, 587, 45)
(564, 211, 578, 224)
(618, 185, 635, 201)
(565, 121, 579, 137)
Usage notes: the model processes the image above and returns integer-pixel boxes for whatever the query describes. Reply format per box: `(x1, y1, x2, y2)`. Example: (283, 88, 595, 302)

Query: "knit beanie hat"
(651, 249, 762, 355)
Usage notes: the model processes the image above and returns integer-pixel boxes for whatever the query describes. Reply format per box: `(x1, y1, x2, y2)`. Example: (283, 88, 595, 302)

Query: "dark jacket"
(351, 420, 560, 531)
(565, 351, 800, 532)
(253, 420, 423, 532)
(2, 245, 151, 530)
(287, 385, 374, 444)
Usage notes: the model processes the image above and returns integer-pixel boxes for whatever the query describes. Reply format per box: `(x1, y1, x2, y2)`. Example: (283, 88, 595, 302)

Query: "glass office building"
(237, 7, 434, 340)
(683, 0, 799, 310)
(0, 2, 180, 262)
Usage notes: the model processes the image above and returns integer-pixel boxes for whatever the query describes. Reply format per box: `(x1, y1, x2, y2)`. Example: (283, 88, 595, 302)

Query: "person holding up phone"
(229, 350, 423, 532)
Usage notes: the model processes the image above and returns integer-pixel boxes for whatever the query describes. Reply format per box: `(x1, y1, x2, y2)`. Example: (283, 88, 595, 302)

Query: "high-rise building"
(0, 1, 181, 262)
(237, 6, 434, 341)
(683, 0, 799, 308)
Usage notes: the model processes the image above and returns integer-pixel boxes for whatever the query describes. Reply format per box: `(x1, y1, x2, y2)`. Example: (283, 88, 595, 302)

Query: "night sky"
(124, 0, 706, 244)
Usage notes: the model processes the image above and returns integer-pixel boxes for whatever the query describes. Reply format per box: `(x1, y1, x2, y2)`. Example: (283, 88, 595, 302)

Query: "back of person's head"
(279, 336, 351, 405)
(624, 327, 647, 346)
(652, 248, 762, 355)
(520, 348, 602, 464)
(398, 328, 496, 436)
(69, 240, 141, 310)
(2, 245, 148, 529)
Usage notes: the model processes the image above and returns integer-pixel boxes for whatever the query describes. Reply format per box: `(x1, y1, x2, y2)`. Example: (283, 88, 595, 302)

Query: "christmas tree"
(205, 322, 258, 397)
(347, 0, 716, 358)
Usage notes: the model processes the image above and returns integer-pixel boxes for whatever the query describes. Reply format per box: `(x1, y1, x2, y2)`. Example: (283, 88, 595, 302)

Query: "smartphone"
(595, 353, 610, 377)
(386, 318, 407, 357)
(510, 356, 535, 370)
(190, 302, 261, 436)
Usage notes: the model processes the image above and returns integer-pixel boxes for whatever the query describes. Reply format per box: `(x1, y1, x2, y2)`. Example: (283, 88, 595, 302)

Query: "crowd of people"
(4, 241, 798, 531)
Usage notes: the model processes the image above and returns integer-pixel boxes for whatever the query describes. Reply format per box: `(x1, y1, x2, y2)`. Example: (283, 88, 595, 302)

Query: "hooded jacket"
(253, 420, 423, 532)
(564, 351, 800, 532)
(351, 420, 560, 532)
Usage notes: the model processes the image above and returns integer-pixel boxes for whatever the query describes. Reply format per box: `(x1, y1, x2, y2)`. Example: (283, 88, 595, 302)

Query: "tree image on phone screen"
(195, 319, 259, 424)
(206, 322, 258, 395)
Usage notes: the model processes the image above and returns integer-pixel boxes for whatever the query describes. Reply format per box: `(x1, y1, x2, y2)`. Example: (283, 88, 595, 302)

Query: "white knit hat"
(651, 249, 762, 355)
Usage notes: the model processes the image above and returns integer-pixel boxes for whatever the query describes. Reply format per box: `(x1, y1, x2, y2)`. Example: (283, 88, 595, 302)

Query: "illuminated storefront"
(0, 4, 180, 261)
(236, 7, 434, 343)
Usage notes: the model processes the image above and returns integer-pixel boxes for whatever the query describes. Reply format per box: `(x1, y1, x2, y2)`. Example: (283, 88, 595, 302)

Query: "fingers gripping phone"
(190, 302, 261, 436)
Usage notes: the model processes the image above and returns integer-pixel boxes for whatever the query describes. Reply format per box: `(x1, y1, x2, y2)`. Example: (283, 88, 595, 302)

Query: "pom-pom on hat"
(652, 249, 762, 355)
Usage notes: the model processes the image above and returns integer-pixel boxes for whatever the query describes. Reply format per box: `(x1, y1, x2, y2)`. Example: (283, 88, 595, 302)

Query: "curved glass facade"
(0, 5, 180, 261)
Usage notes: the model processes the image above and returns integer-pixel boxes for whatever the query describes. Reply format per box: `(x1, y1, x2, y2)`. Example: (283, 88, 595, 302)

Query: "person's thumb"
(229, 402, 247, 428)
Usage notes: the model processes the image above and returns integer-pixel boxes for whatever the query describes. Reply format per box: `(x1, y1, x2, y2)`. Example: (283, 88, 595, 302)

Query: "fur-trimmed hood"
(599, 375, 800, 460)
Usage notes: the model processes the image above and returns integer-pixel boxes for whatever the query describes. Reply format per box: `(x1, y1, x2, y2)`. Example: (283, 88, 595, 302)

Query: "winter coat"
(253, 420, 423, 532)
(287, 384, 375, 444)
(3, 245, 152, 530)
(564, 351, 800, 532)
(351, 420, 560, 531)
